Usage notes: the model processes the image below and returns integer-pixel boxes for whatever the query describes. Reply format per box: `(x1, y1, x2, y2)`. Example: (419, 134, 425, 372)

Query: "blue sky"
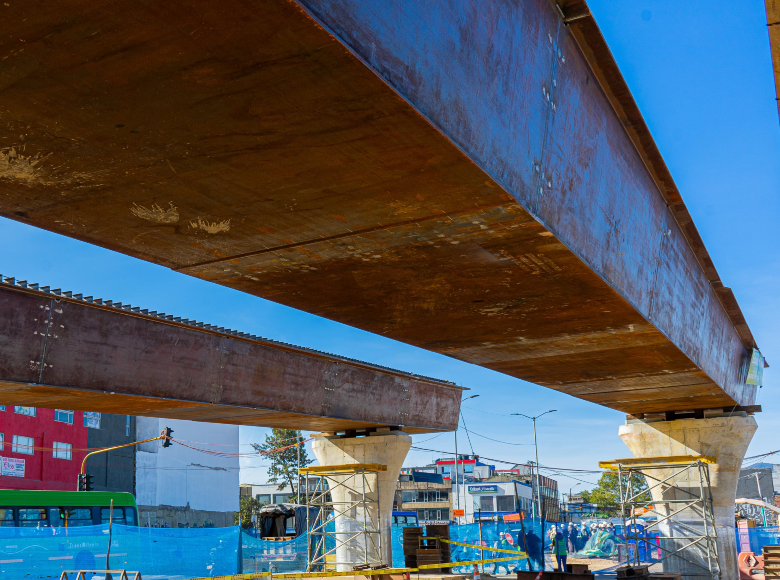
(0, 1, 777, 494)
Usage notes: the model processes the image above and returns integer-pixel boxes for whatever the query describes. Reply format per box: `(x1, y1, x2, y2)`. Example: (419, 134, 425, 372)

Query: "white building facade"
(463, 480, 534, 523)
(135, 417, 239, 527)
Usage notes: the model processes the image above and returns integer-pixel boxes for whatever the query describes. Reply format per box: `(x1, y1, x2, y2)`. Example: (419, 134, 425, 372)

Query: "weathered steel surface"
(766, 0, 780, 124)
(0, 0, 758, 413)
(0, 283, 462, 433)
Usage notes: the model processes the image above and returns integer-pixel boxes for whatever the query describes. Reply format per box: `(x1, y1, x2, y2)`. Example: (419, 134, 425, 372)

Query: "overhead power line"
(458, 424, 532, 446)
(410, 445, 604, 474)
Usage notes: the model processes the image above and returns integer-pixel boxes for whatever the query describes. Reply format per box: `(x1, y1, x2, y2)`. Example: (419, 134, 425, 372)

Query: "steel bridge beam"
(0, 282, 462, 432)
(0, 0, 760, 414)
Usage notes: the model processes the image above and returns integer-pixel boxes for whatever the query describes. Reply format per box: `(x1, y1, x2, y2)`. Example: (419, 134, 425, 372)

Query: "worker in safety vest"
(550, 527, 568, 572)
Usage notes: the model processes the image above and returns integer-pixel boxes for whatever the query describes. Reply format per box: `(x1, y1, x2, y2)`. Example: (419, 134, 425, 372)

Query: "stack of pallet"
(416, 536, 444, 573)
(616, 565, 650, 578)
(402, 526, 423, 569)
(426, 524, 451, 573)
(764, 545, 780, 578)
(616, 565, 681, 580)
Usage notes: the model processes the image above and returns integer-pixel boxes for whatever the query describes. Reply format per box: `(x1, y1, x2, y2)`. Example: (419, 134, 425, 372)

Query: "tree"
(253, 428, 313, 499)
(234, 496, 265, 528)
(580, 471, 651, 516)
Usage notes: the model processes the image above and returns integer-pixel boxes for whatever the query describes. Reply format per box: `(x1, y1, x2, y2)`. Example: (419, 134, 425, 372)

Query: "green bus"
(0, 490, 139, 528)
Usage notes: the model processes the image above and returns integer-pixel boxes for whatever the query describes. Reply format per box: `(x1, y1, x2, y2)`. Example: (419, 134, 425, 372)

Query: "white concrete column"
(619, 415, 757, 580)
(312, 430, 411, 571)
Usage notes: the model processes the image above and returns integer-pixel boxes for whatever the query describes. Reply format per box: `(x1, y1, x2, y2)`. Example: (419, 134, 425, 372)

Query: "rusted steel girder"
(766, 0, 780, 124)
(0, 0, 760, 413)
(0, 281, 462, 433)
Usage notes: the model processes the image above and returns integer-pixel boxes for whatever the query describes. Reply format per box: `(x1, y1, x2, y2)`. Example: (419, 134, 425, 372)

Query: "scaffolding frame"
(600, 455, 721, 580)
(300, 463, 386, 572)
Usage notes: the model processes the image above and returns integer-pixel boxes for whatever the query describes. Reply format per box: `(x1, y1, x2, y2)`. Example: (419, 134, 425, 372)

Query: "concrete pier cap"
(619, 413, 757, 579)
(312, 429, 412, 570)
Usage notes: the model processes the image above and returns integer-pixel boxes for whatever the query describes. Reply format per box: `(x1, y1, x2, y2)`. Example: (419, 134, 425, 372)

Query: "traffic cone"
(473, 564, 481, 580)
(535, 570, 543, 580)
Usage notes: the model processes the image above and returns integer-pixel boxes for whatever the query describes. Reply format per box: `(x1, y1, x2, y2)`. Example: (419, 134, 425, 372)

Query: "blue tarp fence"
(5, 521, 775, 579)
(0, 520, 550, 579)
(0, 524, 239, 579)
(736, 526, 780, 554)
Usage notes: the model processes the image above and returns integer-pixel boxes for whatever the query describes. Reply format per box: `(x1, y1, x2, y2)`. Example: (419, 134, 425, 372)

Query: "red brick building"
(0, 406, 89, 491)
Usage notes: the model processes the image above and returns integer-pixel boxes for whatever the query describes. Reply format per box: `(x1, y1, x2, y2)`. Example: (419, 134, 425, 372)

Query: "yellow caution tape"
(417, 556, 523, 569)
(181, 554, 525, 580)
(421, 536, 528, 557)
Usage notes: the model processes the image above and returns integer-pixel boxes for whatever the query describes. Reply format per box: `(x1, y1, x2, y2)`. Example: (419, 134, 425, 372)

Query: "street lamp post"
(511, 410, 557, 520)
(456, 394, 479, 524)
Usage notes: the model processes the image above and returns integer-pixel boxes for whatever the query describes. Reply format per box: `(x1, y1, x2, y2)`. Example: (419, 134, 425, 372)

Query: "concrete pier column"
(312, 430, 411, 570)
(619, 415, 757, 579)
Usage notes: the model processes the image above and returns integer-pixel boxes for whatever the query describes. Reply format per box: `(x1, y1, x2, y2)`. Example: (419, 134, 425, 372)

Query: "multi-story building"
(135, 417, 239, 528)
(394, 470, 452, 524)
(494, 465, 560, 521)
(0, 406, 88, 491)
(434, 456, 494, 481)
(0, 406, 239, 527)
(562, 493, 598, 523)
(85, 413, 136, 494)
(736, 466, 777, 525)
(240, 481, 315, 505)
(751, 462, 780, 497)
(463, 479, 534, 523)
(738, 466, 776, 502)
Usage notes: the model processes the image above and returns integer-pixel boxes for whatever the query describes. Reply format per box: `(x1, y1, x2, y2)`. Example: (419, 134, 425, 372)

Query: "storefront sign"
(419, 520, 450, 525)
(1, 456, 25, 477)
(468, 485, 497, 494)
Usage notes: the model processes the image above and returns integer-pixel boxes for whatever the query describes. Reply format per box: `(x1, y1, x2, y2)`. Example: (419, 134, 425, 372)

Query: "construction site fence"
(736, 526, 780, 555)
(0, 519, 667, 579)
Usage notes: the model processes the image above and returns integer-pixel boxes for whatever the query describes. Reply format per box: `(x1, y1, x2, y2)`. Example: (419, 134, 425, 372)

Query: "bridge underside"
(0, 282, 461, 433)
(0, 0, 758, 413)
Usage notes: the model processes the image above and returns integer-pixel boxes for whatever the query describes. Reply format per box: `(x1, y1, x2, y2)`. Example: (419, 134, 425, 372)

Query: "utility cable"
(460, 415, 476, 457)
(410, 445, 605, 474)
(458, 424, 532, 446)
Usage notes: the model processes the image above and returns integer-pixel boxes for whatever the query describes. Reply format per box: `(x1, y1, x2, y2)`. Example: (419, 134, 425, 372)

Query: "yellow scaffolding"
(603, 455, 720, 579)
(301, 464, 386, 572)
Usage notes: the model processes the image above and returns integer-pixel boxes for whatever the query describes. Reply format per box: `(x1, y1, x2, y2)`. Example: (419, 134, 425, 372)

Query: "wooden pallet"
(616, 565, 650, 578)
(517, 572, 594, 580)
(765, 545, 780, 579)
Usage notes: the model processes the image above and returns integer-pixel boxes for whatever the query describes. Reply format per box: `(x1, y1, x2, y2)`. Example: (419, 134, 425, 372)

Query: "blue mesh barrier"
(241, 531, 309, 574)
(0, 519, 695, 579)
(391, 520, 555, 572)
(448, 520, 552, 573)
(0, 524, 240, 579)
(736, 526, 780, 554)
